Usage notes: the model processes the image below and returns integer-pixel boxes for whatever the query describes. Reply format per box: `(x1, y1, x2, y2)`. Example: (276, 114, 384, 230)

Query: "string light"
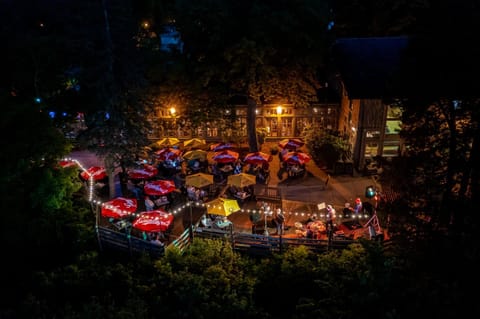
(60, 157, 369, 220)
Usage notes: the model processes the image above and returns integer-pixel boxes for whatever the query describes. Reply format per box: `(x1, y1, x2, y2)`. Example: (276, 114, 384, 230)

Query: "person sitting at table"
(187, 185, 198, 201)
(306, 226, 314, 239)
(197, 188, 207, 201)
(151, 234, 164, 246)
(201, 214, 213, 228)
(214, 216, 232, 229)
(227, 185, 240, 196)
(145, 196, 155, 211)
(189, 160, 201, 173)
(233, 161, 242, 175)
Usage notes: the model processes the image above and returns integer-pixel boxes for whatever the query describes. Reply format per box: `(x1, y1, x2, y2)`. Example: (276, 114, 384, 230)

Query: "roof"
(332, 36, 409, 99)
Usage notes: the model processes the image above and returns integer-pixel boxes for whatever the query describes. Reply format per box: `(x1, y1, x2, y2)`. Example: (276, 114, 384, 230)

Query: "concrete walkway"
(69, 143, 380, 239)
(223, 142, 379, 236)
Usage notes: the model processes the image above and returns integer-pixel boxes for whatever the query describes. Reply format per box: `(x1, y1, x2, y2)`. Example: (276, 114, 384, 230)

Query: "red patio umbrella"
(243, 151, 273, 165)
(128, 164, 158, 180)
(144, 180, 176, 196)
(210, 142, 237, 152)
(59, 159, 77, 168)
(101, 197, 138, 219)
(282, 151, 311, 165)
(154, 147, 182, 161)
(212, 150, 239, 163)
(80, 166, 107, 181)
(132, 209, 174, 233)
(278, 138, 305, 150)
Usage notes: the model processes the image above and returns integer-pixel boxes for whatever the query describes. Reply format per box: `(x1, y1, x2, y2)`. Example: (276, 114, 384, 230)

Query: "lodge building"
(146, 36, 408, 173)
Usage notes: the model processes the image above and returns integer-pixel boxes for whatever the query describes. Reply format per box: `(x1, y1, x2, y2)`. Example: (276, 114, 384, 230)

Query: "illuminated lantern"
(365, 185, 376, 199)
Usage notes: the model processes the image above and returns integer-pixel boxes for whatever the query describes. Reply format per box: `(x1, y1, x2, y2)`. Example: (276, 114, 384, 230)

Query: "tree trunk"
(247, 97, 258, 152)
(105, 155, 116, 199)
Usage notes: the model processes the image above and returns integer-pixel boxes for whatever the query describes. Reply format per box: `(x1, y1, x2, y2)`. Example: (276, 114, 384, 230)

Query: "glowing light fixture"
(276, 105, 282, 115)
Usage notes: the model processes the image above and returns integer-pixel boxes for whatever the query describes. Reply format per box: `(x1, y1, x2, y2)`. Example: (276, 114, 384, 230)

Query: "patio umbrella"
(151, 137, 181, 149)
(283, 151, 311, 165)
(154, 147, 182, 161)
(144, 180, 176, 196)
(59, 159, 77, 168)
(212, 150, 239, 163)
(278, 138, 305, 150)
(227, 173, 257, 188)
(182, 149, 207, 161)
(132, 209, 174, 233)
(243, 151, 272, 165)
(128, 164, 158, 180)
(183, 138, 207, 149)
(101, 197, 137, 219)
(185, 173, 214, 188)
(80, 166, 107, 181)
(205, 197, 241, 217)
(210, 142, 237, 152)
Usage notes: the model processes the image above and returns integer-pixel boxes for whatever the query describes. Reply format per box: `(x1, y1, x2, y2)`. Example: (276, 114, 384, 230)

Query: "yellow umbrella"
(227, 173, 257, 188)
(183, 149, 207, 161)
(205, 198, 241, 217)
(183, 138, 207, 149)
(185, 173, 214, 188)
(151, 137, 181, 149)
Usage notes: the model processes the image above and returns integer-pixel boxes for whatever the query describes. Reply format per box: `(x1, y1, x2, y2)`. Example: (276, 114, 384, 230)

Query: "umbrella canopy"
(183, 138, 207, 149)
(154, 147, 182, 161)
(185, 173, 214, 188)
(283, 152, 311, 165)
(212, 150, 239, 163)
(101, 197, 137, 219)
(182, 149, 207, 161)
(210, 142, 237, 152)
(128, 164, 158, 180)
(243, 151, 272, 165)
(227, 173, 257, 188)
(205, 198, 241, 217)
(80, 166, 107, 181)
(151, 137, 181, 149)
(132, 209, 174, 233)
(278, 138, 305, 150)
(59, 159, 77, 168)
(144, 180, 176, 196)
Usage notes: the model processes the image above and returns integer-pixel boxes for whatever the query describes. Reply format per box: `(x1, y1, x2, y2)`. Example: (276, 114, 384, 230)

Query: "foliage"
(162, 0, 332, 151)
(333, 0, 430, 37)
(304, 127, 351, 168)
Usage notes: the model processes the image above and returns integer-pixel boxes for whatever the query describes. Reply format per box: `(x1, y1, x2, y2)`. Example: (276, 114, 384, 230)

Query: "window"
(385, 106, 402, 135)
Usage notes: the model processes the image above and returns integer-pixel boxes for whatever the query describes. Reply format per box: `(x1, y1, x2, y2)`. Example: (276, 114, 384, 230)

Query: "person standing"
(353, 198, 363, 216)
(249, 211, 261, 234)
(274, 208, 285, 236)
(326, 204, 336, 231)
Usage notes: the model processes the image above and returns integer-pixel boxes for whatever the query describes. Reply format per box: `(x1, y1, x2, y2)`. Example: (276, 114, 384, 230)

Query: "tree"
(332, 0, 430, 37)
(304, 127, 351, 168)
(167, 0, 332, 151)
(392, 0, 480, 230)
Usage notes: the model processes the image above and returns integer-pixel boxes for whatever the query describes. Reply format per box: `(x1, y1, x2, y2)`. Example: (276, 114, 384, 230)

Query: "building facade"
(146, 102, 339, 142)
(333, 36, 408, 171)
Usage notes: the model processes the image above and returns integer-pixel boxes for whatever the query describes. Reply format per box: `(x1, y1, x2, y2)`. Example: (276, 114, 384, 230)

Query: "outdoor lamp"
(169, 107, 176, 116)
(276, 105, 282, 115)
(365, 185, 376, 199)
